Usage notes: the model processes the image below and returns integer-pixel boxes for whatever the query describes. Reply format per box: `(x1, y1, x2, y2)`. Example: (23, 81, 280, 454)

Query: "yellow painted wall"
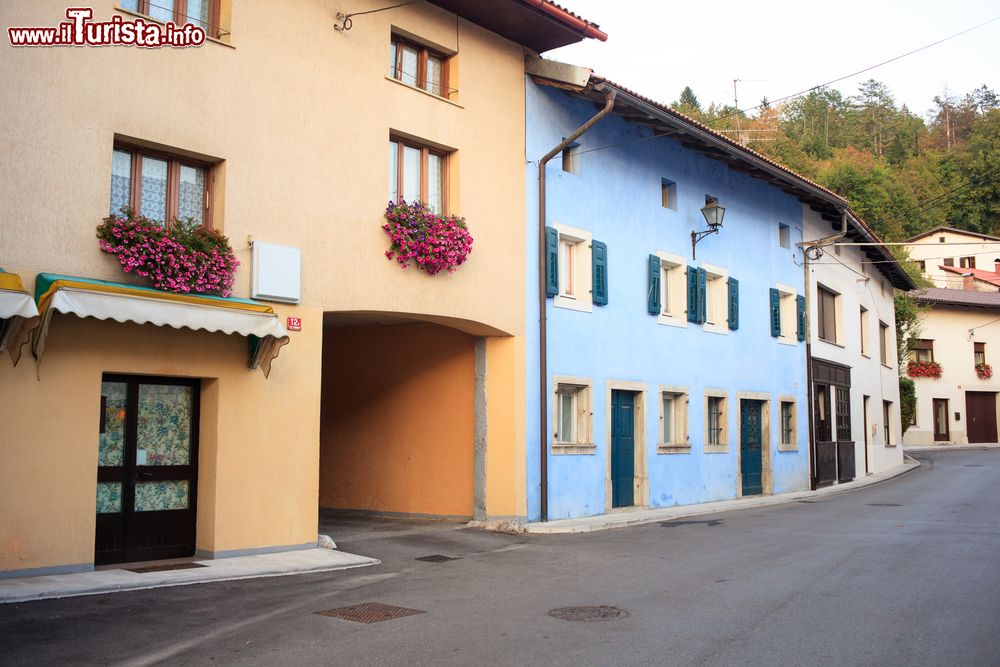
(0, 0, 529, 572)
(0, 0, 527, 337)
(0, 303, 321, 572)
(320, 323, 475, 517)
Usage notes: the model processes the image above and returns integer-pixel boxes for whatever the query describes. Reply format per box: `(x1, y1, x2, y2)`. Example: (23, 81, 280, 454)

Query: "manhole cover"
(126, 562, 207, 573)
(867, 503, 901, 507)
(315, 602, 426, 624)
(548, 606, 629, 622)
(415, 554, 459, 563)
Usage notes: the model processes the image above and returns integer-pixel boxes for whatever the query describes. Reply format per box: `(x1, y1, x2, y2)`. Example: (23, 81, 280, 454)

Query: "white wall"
(804, 206, 904, 473)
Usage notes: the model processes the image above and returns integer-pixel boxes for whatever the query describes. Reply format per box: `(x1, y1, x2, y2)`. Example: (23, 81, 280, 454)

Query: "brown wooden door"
(965, 392, 998, 443)
(96, 375, 199, 565)
(933, 399, 950, 442)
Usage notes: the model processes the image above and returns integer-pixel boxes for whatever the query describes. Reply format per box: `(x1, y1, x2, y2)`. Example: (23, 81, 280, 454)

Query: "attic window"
(939, 236, 946, 243)
(562, 143, 580, 174)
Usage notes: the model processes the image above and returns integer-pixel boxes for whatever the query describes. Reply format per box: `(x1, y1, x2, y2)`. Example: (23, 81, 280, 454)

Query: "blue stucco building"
(525, 67, 815, 522)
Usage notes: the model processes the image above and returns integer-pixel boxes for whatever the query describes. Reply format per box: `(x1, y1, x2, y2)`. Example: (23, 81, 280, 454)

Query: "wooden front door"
(740, 400, 763, 496)
(965, 392, 998, 443)
(610, 390, 635, 508)
(932, 398, 950, 442)
(96, 375, 200, 565)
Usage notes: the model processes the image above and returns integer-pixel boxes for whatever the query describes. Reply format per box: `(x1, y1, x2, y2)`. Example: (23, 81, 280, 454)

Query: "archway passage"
(320, 319, 476, 519)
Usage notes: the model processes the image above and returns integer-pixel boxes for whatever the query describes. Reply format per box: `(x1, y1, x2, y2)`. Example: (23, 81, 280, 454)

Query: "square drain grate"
(415, 554, 459, 563)
(315, 602, 426, 624)
(126, 562, 208, 573)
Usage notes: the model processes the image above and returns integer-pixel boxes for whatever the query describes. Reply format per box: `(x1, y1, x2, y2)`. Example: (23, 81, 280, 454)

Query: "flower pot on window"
(383, 200, 473, 275)
(906, 360, 943, 379)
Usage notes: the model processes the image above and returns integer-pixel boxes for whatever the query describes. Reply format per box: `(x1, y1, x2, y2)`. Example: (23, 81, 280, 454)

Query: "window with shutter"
(544, 226, 559, 297)
(647, 254, 662, 315)
(687, 266, 698, 323)
(727, 277, 739, 330)
(770, 288, 781, 337)
(796, 295, 806, 342)
(592, 240, 608, 306)
(696, 268, 707, 324)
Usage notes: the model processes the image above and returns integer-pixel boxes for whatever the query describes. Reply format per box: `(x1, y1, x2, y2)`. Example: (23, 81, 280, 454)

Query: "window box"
(907, 360, 942, 378)
(976, 363, 992, 379)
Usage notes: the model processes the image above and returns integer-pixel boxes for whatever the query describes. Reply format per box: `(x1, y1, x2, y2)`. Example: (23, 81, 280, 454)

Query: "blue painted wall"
(525, 79, 810, 521)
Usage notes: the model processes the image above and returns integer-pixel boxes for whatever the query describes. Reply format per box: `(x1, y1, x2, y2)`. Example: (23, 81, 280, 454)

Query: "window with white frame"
(777, 285, 797, 342)
(658, 389, 688, 451)
(817, 284, 841, 344)
(553, 224, 593, 312)
(860, 306, 870, 357)
(553, 380, 593, 451)
(701, 264, 728, 331)
(656, 252, 686, 326)
(779, 399, 797, 450)
(705, 392, 728, 449)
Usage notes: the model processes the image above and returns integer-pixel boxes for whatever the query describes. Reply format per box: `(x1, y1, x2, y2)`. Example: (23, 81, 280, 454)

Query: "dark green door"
(740, 400, 763, 496)
(611, 390, 635, 508)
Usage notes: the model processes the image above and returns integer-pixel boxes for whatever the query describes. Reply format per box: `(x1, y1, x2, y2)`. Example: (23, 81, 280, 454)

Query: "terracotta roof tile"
(912, 287, 1000, 308)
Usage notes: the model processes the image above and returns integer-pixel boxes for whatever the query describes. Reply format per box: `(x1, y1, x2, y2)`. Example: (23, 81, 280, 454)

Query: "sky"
(547, 0, 1000, 119)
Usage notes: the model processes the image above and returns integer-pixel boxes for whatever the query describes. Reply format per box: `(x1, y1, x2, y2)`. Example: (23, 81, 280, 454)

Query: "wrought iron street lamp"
(691, 195, 726, 259)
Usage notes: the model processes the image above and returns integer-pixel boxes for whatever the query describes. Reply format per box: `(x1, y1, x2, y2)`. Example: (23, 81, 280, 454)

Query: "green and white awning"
(33, 273, 289, 377)
(0, 269, 40, 365)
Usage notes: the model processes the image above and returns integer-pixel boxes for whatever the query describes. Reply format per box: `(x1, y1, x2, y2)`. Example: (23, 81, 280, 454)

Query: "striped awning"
(0, 270, 40, 365)
(33, 274, 289, 377)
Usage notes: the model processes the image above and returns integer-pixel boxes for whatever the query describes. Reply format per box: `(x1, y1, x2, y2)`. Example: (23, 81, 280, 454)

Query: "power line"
(531, 14, 1000, 163)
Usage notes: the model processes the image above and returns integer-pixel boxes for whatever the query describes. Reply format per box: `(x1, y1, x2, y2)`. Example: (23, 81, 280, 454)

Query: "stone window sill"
(552, 443, 596, 455)
(657, 445, 692, 455)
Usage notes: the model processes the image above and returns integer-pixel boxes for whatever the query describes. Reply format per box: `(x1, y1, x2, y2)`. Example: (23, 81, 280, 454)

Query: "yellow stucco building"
(0, 0, 604, 576)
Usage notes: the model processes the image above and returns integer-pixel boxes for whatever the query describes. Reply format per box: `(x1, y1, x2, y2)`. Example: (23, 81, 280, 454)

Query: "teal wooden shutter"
(727, 277, 739, 330)
(796, 294, 806, 341)
(697, 268, 707, 324)
(686, 266, 698, 322)
(647, 254, 661, 315)
(770, 288, 781, 337)
(592, 240, 608, 306)
(545, 227, 559, 297)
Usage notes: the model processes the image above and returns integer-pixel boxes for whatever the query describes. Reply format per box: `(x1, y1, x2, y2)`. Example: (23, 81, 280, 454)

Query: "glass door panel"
(137, 384, 192, 466)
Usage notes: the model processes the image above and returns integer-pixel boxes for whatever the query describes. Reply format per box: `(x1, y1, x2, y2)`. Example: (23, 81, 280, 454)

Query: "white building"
(906, 226, 1000, 289)
(902, 289, 1000, 445)
(803, 207, 915, 485)
(902, 227, 1000, 445)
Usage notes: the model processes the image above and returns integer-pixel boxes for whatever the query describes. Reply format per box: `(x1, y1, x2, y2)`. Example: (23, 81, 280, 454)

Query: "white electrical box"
(252, 242, 301, 304)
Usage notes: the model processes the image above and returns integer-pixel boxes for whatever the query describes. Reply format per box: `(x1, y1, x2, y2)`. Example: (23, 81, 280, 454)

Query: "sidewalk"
(0, 547, 379, 605)
(524, 459, 920, 534)
(903, 443, 1000, 451)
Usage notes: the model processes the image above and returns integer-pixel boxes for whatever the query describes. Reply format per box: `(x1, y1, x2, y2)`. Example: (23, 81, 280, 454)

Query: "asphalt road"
(2, 449, 999, 666)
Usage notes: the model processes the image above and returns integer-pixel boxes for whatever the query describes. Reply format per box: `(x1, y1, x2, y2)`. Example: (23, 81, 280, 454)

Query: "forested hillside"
(671, 81, 999, 241)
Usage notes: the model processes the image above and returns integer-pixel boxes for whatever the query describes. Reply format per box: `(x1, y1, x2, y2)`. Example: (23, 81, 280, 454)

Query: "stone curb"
(903, 444, 1000, 451)
(1, 550, 380, 605)
(517, 461, 921, 535)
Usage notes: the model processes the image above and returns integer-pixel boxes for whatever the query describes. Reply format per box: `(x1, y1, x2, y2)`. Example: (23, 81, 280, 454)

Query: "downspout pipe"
(799, 208, 850, 489)
(537, 87, 616, 521)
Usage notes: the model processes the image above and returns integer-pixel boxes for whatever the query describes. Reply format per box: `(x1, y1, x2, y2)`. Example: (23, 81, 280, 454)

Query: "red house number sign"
(287, 316, 302, 331)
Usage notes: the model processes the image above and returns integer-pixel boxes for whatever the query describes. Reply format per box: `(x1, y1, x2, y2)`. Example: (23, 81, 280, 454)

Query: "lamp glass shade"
(701, 199, 725, 229)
